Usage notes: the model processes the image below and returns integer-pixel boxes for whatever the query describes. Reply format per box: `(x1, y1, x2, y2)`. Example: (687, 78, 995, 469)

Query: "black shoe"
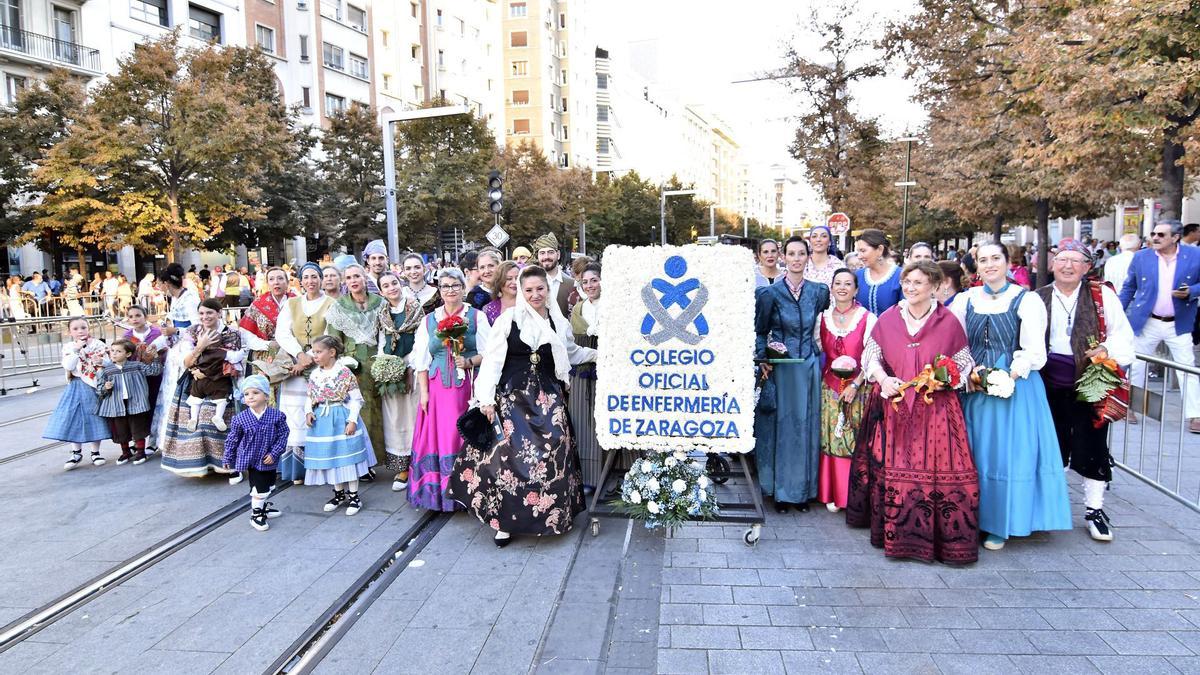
(250, 507, 269, 531)
(63, 450, 83, 471)
(359, 469, 377, 483)
(323, 489, 347, 513)
(494, 533, 512, 548)
(775, 502, 790, 514)
(345, 492, 362, 516)
(1085, 508, 1113, 542)
(797, 502, 810, 513)
(262, 501, 282, 519)
(90, 451, 106, 467)
(116, 449, 132, 465)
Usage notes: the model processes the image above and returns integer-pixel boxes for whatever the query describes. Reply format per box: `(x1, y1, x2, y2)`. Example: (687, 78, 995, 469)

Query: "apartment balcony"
(0, 25, 101, 74)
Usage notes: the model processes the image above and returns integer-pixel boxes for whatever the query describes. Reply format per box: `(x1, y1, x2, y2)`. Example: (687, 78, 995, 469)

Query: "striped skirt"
(159, 371, 235, 477)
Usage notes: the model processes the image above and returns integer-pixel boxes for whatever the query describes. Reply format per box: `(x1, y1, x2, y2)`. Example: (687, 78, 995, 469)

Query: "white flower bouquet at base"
(371, 354, 409, 396)
(971, 367, 1015, 399)
(617, 449, 720, 529)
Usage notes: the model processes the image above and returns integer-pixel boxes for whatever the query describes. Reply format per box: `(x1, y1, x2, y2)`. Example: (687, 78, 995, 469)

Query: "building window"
(597, 104, 608, 122)
(511, 89, 529, 105)
(513, 119, 530, 135)
(511, 60, 528, 76)
(381, 30, 389, 47)
(561, 97, 567, 112)
(323, 42, 344, 70)
(301, 86, 311, 108)
(349, 53, 368, 79)
(410, 2, 417, 18)
(382, 73, 391, 90)
(597, 73, 608, 89)
(510, 31, 527, 48)
(325, 93, 346, 115)
(188, 4, 222, 43)
(457, 18, 464, 36)
(410, 44, 420, 60)
(439, 88, 446, 101)
(561, 69, 567, 85)
(562, 125, 568, 140)
(437, 49, 444, 67)
(298, 0, 308, 10)
(560, 154, 569, 168)
(130, 0, 168, 27)
(299, 35, 309, 61)
(255, 25, 274, 54)
(559, 12, 566, 28)
(347, 4, 366, 31)
(324, 0, 342, 21)
(413, 84, 422, 100)
(435, 8, 442, 26)
(4, 74, 26, 105)
(597, 137, 610, 153)
(509, 2, 526, 18)
(52, 6, 78, 62)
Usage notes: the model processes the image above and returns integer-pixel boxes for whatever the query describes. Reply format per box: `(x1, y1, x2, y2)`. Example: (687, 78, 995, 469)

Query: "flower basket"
(615, 449, 720, 529)
(371, 353, 409, 397)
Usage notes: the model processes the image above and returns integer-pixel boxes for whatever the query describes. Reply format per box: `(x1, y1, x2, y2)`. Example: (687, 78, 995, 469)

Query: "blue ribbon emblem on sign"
(640, 255, 709, 345)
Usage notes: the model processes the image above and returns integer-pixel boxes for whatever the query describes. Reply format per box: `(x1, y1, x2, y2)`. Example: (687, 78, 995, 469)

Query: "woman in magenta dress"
(409, 268, 491, 510)
(817, 269, 875, 512)
(846, 260, 980, 564)
(482, 261, 519, 325)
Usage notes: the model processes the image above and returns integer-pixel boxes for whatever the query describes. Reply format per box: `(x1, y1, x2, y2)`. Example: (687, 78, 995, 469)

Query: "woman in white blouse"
(949, 243, 1071, 551)
(274, 262, 334, 484)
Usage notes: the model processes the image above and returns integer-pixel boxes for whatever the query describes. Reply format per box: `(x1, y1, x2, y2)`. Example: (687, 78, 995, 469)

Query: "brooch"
(530, 353, 541, 364)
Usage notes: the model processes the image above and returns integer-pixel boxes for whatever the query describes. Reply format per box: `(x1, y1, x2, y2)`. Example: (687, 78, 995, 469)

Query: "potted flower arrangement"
(617, 449, 720, 530)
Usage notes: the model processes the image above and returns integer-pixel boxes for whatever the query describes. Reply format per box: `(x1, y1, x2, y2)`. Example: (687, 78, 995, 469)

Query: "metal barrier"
(0, 306, 248, 394)
(1111, 352, 1200, 512)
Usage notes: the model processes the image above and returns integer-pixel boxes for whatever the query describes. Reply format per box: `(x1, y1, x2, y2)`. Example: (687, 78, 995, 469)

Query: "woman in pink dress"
(846, 260, 980, 564)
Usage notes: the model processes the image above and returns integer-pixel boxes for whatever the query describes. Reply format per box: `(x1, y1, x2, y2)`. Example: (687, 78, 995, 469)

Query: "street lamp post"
(660, 189, 697, 246)
(708, 203, 744, 238)
(381, 105, 472, 261)
(894, 136, 920, 255)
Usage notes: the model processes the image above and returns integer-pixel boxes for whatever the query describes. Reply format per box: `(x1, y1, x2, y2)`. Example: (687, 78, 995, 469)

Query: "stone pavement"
(5, 385, 1200, 673)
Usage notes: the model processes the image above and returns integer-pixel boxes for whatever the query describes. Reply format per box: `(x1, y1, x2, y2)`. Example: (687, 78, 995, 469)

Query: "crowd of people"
(42, 219, 1194, 560)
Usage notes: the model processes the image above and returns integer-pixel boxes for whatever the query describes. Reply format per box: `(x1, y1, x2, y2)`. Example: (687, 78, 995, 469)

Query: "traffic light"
(487, 170, 503, 214)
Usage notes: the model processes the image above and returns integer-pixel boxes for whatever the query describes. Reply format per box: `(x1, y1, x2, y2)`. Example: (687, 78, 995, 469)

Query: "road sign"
(827, 212, 851, 236)
(486, 224, 509, 248)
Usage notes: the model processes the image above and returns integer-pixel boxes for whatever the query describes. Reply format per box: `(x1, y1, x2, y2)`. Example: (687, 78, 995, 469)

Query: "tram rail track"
(0, 439, 65, 467)
(0, 409, 52, 429)
(265, 510, 452, 675)
(0, 482, 293, 653)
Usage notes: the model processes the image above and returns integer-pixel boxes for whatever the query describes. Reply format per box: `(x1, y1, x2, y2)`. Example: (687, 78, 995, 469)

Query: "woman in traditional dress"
(951, 243, 1071, 550)
(160, 298, 244, 477)
(376, 271, 424, 492)
(400, 252, 440, 314)
(754, 239, 782, 287)
(409, 268, 490, 510)
(151, 264, 201, 452)
(846, 260, 979, 564)
(568, 262, 602, 491)
(448, 265, 596, 546)
(275, 262, 334, 484)
(804, 225, 843, 286)
(817, 268, 875, 512)
(855, 229, 902, 315)
(324, 263, 385, 479)
(239, 266, 292, 367)
(322, 265, 343, 301)
(754, 236, 830, 513)
(483, 261, 519, 325)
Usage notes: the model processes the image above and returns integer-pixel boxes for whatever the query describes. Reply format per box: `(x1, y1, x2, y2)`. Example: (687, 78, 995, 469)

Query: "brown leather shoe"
(1189, 419, 1200, 434)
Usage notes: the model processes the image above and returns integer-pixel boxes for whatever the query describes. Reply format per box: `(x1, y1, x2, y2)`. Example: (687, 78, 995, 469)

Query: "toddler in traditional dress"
(304, 336, 371, 516)
(223, 375, 289, 531)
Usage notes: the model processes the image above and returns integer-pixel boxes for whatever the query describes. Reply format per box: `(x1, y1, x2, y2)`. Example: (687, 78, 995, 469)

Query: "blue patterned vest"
(965, 289, 1025, 370)
(427, 308, 479, 388)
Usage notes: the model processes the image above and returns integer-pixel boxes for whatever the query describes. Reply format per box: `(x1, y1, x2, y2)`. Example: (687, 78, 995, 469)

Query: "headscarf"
(531, 233, 559, 252)
(1057, 238, 1093, 262)
(333, 254, 357, 271)
(512, 246, 532, 261)
(809, 225, 840, 257)
(240, 374, 270, 396)
(362, 239, 387, 261)
(299, 262, 322, 279)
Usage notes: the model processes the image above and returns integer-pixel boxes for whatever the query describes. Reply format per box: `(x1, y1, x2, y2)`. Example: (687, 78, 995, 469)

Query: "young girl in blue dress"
(45, 317, 111, 469)
(305, 335, 371, 516)
(950, 243, 1071, 550)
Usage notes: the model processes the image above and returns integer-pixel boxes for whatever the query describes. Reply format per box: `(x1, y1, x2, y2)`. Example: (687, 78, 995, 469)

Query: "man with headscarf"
(1038, 239, 1134, 541)
(362, 239, 388, 294)
(532, 232, 572, 315)
(1120, 219, 1200, 432)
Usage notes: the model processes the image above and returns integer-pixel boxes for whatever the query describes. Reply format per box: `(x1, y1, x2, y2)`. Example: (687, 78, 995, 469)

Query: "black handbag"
(457, 406, 502, 448)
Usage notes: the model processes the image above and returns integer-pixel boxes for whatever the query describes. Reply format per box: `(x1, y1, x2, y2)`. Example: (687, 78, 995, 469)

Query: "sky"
(598, 0, 927, 189)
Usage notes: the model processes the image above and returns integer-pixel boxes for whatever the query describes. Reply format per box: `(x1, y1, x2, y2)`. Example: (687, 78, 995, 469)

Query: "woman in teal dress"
(950, 243, 1071, 550)
(754, 235, 830, 512)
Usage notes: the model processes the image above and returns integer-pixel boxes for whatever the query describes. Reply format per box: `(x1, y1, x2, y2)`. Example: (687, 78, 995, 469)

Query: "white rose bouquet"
(617, 449, 719, 529)
(972, 367, 1015, 399)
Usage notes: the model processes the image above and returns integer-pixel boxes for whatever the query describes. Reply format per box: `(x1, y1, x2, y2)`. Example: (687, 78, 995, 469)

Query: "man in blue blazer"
(1120, 219, 1200, 431)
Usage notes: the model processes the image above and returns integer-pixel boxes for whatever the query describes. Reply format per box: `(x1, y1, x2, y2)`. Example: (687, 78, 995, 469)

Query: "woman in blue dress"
(950, 243, 1071, 550)
(754, 235, 830, 512)
(854, 229, 902, 315)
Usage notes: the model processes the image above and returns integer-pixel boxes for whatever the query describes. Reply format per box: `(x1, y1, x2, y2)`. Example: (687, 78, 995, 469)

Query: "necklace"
(833, 302, 858, 317)
(984, 281, 1010, 297)
(905, 303, 933, 322)
(1055, 291, 1076, 336)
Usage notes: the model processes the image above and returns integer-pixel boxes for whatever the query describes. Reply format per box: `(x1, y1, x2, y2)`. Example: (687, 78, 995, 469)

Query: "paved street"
(2, 389, 1200, 674)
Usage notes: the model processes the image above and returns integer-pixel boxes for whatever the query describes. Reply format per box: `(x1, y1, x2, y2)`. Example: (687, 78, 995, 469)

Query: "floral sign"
(595, 244, 756, 453)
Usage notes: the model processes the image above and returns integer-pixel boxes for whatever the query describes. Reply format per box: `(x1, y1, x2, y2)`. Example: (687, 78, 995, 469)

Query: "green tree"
(586, 170, 660, 251)
(393, 99, 497, 253)
(319, 104, 384, 250)
(32, 33, 292, 260)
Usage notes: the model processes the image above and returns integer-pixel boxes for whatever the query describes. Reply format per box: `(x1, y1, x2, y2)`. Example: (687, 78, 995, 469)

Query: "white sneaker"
(64, 452, 82, 470)
(1085, 508, 1114, 542)
(826, 503, 841, 513)
(983, 534, 1006, 551)
(250, 508, 269, 532)
(392, 478, 407, 492)
(228, 473, 244, 486)
(90, 452, 106, 467)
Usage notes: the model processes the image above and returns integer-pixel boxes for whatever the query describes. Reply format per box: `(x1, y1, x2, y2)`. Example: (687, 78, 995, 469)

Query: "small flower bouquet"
(435, 314, 469, 382)
(371, 353, 409, 396)
(971, 367, 1016, 398)
(617, 449, 720, 529)
(1076, 339, 1130, 427)
(830, 355, 859, 438)
(892, 353, 962, 408)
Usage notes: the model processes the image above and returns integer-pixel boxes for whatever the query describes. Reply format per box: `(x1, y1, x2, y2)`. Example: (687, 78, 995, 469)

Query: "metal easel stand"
(585, 447, 767, 546)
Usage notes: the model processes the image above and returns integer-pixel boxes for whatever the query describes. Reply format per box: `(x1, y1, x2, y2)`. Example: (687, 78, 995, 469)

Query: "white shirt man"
(1103, 233, 1141, 296)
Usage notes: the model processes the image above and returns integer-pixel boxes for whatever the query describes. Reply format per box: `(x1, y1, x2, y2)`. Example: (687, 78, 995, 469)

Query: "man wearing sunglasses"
(1119, 219, 1200, 432)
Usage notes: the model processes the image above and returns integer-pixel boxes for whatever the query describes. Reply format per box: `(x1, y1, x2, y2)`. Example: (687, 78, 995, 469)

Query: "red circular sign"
(827, 212, 851, 235)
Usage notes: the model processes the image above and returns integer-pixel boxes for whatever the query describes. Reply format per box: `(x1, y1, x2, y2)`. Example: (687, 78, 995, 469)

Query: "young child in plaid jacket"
(223, 375, 289, 531)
